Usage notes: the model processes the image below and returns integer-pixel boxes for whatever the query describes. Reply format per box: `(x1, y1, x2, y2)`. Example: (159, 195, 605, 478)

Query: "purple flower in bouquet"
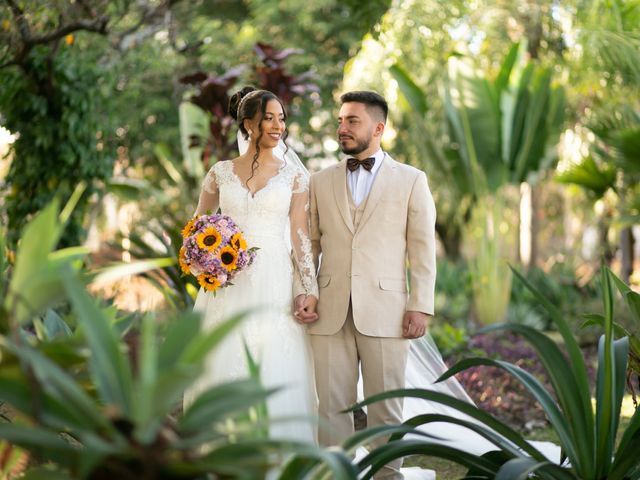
(179, 213, 257, 292)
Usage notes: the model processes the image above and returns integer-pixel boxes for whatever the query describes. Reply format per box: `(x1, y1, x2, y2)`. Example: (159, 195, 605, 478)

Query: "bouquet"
(179, 214, 257, 292)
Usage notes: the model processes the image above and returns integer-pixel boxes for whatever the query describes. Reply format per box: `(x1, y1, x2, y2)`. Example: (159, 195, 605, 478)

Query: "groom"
(295, 91, 436, 479)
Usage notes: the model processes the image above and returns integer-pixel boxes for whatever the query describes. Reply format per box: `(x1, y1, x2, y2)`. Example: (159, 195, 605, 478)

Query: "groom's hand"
(294, 295, 319, 324)
(402, 311, 430, 338)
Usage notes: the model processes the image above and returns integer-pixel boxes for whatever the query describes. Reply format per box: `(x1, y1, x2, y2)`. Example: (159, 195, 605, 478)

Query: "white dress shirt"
(347, 149, 385, 207)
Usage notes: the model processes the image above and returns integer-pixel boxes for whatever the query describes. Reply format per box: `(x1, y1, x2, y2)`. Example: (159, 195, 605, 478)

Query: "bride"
(183, 86, 319, 443)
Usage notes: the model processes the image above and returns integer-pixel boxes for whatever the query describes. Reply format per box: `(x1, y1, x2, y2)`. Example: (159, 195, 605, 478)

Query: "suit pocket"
(379, 277, 407, 293)
(318, 275, 331, 288)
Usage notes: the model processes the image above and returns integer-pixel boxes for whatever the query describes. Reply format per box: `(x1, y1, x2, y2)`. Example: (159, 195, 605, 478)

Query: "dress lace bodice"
(197, 160, 318, 297)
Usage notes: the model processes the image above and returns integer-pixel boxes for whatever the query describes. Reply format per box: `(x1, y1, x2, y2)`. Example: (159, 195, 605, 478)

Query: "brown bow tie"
(347, 157, 375, 172)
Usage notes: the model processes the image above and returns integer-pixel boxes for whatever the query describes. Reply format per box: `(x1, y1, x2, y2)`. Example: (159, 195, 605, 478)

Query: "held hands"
(402, 311, 431, 339)
(293, 294, 319, 324)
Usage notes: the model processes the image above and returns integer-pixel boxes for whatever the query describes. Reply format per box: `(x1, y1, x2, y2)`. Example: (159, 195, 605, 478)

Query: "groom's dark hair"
(340, 91, 388, 123)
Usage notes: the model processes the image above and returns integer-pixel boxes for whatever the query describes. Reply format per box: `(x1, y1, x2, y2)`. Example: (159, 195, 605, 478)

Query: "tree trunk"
(530, 184, 539, 269)
(519, 182, 538, 270)
(599, 213, 614, 267)
(620, 226, 635, 283)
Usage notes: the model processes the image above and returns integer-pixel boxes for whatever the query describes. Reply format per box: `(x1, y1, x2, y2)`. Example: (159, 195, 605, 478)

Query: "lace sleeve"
(194, 165, 220, 216)
(290, 170, 318, 298)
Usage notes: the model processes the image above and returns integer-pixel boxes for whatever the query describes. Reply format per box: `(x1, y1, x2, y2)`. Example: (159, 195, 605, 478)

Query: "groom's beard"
(340, 136, 371, 155)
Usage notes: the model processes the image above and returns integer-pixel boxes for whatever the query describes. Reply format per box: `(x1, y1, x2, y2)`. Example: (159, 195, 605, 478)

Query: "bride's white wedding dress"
(183, 158, 318, 443)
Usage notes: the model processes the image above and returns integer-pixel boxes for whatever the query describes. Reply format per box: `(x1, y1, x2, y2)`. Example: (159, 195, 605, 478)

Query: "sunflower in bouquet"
(180, 214, 257, 292)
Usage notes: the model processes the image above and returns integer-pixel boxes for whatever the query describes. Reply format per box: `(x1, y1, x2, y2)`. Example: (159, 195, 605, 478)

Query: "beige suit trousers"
(310, 301, 410, 479)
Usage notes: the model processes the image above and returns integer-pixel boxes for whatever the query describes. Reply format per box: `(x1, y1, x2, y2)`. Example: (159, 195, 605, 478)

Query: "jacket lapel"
(358, 154, 394, 230)
(332, 160, 355, 234)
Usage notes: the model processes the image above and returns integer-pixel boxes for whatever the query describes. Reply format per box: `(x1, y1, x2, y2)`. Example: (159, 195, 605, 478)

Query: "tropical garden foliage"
(1, 0, 639, 479)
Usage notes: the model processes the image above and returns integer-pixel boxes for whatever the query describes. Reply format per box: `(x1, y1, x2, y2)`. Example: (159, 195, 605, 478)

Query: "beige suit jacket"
(299, 154, 436, 337)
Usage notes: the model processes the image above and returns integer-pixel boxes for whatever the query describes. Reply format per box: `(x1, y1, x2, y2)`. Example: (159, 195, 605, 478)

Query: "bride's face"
(247, 99, 286, 149)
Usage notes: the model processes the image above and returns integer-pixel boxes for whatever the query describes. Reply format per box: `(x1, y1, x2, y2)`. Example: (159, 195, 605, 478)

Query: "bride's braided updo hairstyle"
(228, 86, 288, 188)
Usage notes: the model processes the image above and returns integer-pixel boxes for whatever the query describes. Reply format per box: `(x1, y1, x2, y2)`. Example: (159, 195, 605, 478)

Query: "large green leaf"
(0, 424, 78, 468)
(359, 440, 500, 479)
(391, 413, 525, 458)
(5, 341, 112, 433)
(0, 374, 90, 431)
(342, 424, 425, 452)
(595, 335, 629, 476)
(510, 268, 593, 430)
(610, 405, 640, 478)
(511, 67, 553, 182)
(440, 357, 579, 464)
(180, 379, 276, 434)
(477, 323, 591, 463)
(445, 57, 500, 192)
(278, 442, 358, 480)
(594, 268, 617, 476)
(495, 457, 575, 480)
(389, 63, 428, 116)
(353, 388, 545, 460)
(19, 468, 73, 480)
(179, 311, 248, 364)
(390, 63, 471, 198)
(556, 156, 616, 198)
(494, 42, 521, 96)
(158, 311, 201, 370)
(89, 257, 176, 286)
(37, 309, 73, 341)
(61, 268, 133, 417)
(132, 313, 159, 444)
(193, 439, 358, 479)
(6, 201, 62, 323)
(608, 267, 640, 323)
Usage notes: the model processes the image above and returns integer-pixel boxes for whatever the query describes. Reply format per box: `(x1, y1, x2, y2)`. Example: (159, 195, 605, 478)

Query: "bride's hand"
(294, 295, 319, 324)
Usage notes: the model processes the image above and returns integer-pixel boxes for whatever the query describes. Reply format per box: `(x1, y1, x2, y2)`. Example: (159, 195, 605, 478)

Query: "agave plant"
(0, 200, 356, 479)
(340, 267, 640, 479)
(583, 272, 640, 408)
